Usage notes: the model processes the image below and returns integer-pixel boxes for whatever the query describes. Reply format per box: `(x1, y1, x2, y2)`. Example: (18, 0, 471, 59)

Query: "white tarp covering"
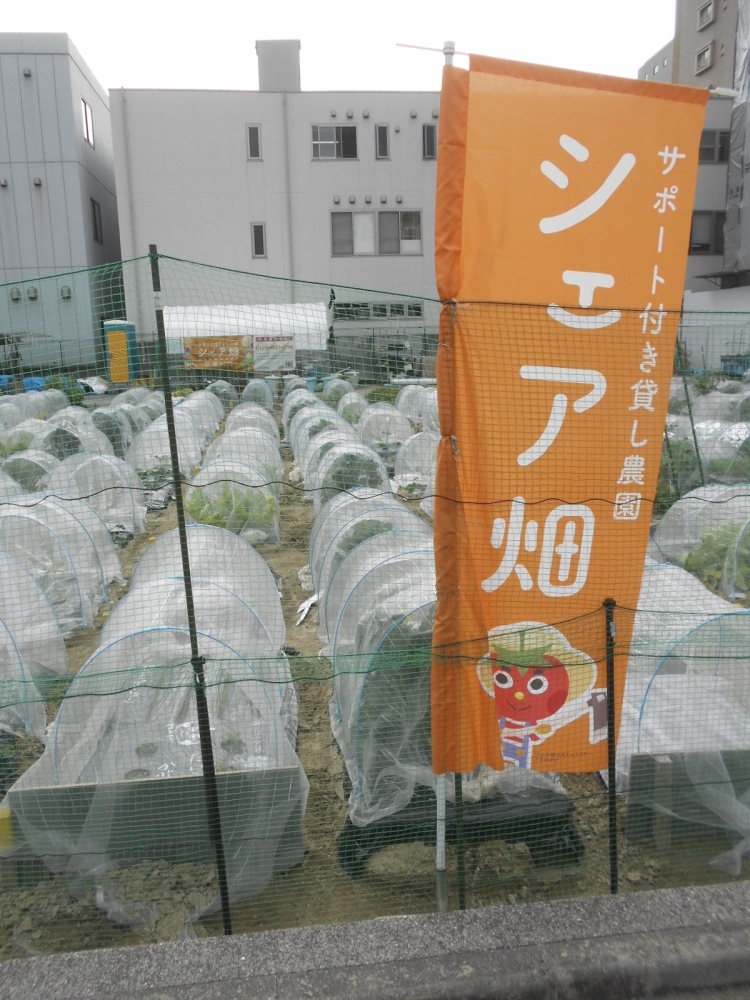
(163, 304, 328, 353)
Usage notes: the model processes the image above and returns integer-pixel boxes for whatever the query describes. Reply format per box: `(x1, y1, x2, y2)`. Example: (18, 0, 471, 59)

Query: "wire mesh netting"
(1, 256, 750, 956)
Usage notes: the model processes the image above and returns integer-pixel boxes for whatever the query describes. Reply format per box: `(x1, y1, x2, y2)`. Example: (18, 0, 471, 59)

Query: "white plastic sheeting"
(186, 460, 280, 545)
(203, 429, 283, 488)
(4, 627, 308, 904)
(308, 442, 391, 515)
(225, 403, 280, 443)
(2, 450, 60, 492)
(205, 380, 239, 412)
(322, 378, 354, 407)
(301, 427, 359, 486)
(47, 455, 147, 535)
(394, 432, 439, 495)
(127, 411, 203, 481)
(357, 404, 413, 466)
(242, 380, 275, 411)
(174, 392, 224, 445)
(0, 401, 23, 432)
(337, 392, 367, 425)
(130, 525, 285, 650)
(164, 303, 328, 351)
(91, 408, 134, 459)
(651, 484, 750, 567)
(0, 469, 24, 500)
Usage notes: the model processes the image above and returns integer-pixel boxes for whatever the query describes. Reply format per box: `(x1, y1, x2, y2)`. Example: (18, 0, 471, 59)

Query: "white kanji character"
(657, 226, 665, 253)
(640, 342, 658, 374)
(658, 146, 686, 175)
(654, 186, 678, 213)
(617, 455, 646, 486)
(652, 265, 665, 295)
(482, 500, 595, 598)
(640, 302, 667, 335)
(516, 366, 607, 466)
(630, 379, 658, 412)
(630, 421, 648, 448)
(613, 493, 642, 521)
(547, 270, 621, 330)
(539, 135, 636, 234)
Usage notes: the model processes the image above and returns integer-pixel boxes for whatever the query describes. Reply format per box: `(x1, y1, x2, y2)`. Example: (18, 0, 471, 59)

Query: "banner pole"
(604, 597, 618, 896)
(436, 774, 448, 912)
(454, 771, 466, 909)
(149, 244, 233, 936)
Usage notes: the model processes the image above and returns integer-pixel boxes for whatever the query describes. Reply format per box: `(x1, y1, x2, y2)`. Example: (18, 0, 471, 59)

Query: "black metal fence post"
(149, 244, 233, 936)
(454, 771, 467, 910)
(604, 597, 619, 896)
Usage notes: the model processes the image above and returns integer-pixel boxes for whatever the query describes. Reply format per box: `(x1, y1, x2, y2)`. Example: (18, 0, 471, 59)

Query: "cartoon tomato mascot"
(477, 622, 597, 770)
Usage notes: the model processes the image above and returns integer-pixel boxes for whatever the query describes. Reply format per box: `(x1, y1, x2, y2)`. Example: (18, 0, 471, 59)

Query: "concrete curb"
(3, 882, 750, 999)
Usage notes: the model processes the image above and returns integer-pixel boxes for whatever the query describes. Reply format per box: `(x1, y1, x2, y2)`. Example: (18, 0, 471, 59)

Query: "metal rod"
(149, 245, 233, 936)
(604, 598, 618, 896)
(454, 771, 466, 910)
(436, 773, 448, 912)
(681, 370, 706, 486)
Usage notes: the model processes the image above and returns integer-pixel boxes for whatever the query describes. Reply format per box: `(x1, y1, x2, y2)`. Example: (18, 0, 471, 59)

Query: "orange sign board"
(431, 57, 707, 775)
(184, 336, 251, 372)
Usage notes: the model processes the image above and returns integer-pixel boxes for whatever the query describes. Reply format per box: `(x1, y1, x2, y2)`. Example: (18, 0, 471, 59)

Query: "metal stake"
(604, 598, 618, 896)
(454, 771, 466, 910)
(149, 245, 233, 935)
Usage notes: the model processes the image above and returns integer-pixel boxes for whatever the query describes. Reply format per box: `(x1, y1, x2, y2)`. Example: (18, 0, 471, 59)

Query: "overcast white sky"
(3, 0, 677, 92)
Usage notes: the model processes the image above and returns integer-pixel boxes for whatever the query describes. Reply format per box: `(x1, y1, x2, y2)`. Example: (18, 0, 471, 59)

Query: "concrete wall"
(637, 40, 674, 81)
(673, 0, 738, 89)
(685, 97, 732, 292)
(110, 87, 440, 303)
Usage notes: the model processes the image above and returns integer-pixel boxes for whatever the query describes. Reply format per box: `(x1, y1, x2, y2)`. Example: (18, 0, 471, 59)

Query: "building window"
(376, 124, 389, 159)
(91, 199, 103, 244)
(422, 123, 437, 159)
(81, 99, 94, 147)
(407, 302, 423, 318)
(251, 223, 266, 258)
(372, 303, 388, 318)
(312, 125, 357, 159)
(390, 303, 405, 318)
(698, 0, 715, 29)
(331, 212, 375, 255)
(699, 129, 730, 163)
(653, 64, 659, 75)
(247, 125, 262, 159)
(378, 210, 422, 255)
(696, 43, 714, 74)
(690, 210, 725, 254)
(664, 57, 668, 66)
(333, 302, 371, 321)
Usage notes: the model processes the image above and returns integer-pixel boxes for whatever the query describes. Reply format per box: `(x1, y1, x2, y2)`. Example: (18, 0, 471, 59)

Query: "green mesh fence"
(0, 255, 748, 957)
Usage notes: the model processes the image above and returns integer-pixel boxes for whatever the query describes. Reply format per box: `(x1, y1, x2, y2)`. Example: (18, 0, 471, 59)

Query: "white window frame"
(247, 125, 262, 160)
(312, 125, 358, 160)
(251, 222, 266, 258)
(375, 124, 389, 159)
(82, 98, 94, 147)
(695, 42, 714, 74)
(698, 0, 715, 30)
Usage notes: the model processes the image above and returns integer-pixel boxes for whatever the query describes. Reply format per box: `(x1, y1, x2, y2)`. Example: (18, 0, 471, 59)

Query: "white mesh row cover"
(47, 406, 95, 432)
(321, 525, 433, 645)
(301, 427, 359, 486)
(186, 460, 280, 545)
(175, 391, 224, 445)
(282, 389, 319, 438)
(0, 401, 23, 432)
(309, 442, 391, 516)
(329, 547, 436, 827)
(2, 628, 308, 905)
(242, 380, 275, 411)
(419, 464, 436, 519)
(651, 484, 750, 568)
(357, 405, 414, 466)
(205, 380, 240, 412)
(91, 408, 134, 460)
(100, 578, 296, 745)
(617, 562, 750, 788)
(309, 489, 403, 591)
(203, 429, 283, 490)
(0, 550, 69, 684)
(13, 390, 68, 420)
(289, 407, 347, 466)
(282, 376, 307, 399)
(5, 419, 49, 453)
(692, 390, 750, 424)
(420, 388, 439, 433)
(127, 411, 203, 482)
(395, 385, 431, 426)
(0, 496, 121, 631)
(672, 420, 750, 483)
(130, 525, 285, 650)
(138, 393, 166, 421)
(0, 623, 46, 740)
(2, 450, 60, 492)
(337, 392, 368, 425)
(394, 432, 439, 494)
(113, 387, 151, 406)
(11, 421, 115, 462)
(225, 403, 280, 443)
(47, 454, 147, 535)
(322, 378, 354, 407)
(0, 469, 25, 500)
(110, 401, 153, 436)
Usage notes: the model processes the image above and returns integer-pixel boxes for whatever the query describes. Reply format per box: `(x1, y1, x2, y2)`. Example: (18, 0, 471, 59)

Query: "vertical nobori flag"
(431, 57, 707, 775)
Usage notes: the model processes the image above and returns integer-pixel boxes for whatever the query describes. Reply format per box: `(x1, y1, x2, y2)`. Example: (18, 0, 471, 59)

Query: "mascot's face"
(490, 652, 570, 726)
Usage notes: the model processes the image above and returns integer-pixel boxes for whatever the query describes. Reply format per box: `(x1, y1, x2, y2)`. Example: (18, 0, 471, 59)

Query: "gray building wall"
(110, 85, 439, 302)
(0, 33, 121, 368)
(637, 40, 674, 81)
(672, 0, 738, 89)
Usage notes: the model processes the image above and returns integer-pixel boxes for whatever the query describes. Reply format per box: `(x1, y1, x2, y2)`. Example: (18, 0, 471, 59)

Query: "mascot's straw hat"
(478, 621, 596, 725)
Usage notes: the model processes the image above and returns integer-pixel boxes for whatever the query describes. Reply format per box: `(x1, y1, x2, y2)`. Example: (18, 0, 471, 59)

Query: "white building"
(110, 40, 440, 341)
(0, 33, 121, 369)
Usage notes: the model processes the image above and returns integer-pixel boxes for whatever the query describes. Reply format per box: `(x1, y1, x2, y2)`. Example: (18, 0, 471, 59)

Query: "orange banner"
(184, 336, 251, 371)
(432, 57, 707, 775)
